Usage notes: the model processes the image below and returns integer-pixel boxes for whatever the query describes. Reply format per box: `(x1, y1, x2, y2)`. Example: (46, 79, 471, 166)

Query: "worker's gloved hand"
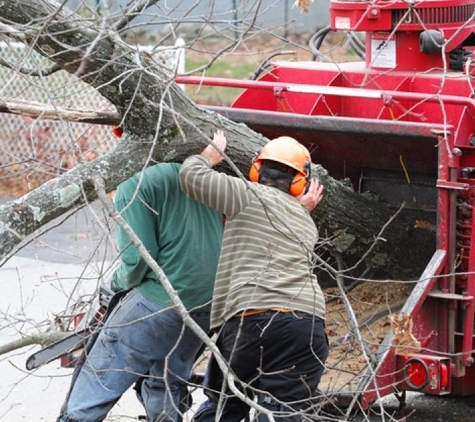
(297, 178, 324, 212)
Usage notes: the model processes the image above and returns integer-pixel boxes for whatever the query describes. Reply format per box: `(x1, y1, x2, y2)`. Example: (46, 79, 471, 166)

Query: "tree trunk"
(0, 0, 435, 279)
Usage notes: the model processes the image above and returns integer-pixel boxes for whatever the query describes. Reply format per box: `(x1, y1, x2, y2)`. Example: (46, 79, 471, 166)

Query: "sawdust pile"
(320, 281, 414, 393)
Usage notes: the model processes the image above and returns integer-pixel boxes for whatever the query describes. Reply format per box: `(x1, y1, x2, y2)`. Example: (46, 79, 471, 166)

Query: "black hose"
(346, 32, 366, 60)
(309, 25, 366, 61)
(251, 50, 297, 80)
(309, 25, 333, 61)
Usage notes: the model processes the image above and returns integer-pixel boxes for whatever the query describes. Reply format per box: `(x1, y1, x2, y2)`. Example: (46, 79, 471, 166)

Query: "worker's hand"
(201, 129, 227, 167)
(298, 178, 324, 212)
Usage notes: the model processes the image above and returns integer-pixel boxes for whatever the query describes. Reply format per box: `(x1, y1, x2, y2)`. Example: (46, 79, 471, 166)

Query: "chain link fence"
(0, 40, 184, 196)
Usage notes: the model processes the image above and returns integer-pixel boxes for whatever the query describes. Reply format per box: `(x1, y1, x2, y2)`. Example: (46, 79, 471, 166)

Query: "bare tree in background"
(0, 1, 440, 421)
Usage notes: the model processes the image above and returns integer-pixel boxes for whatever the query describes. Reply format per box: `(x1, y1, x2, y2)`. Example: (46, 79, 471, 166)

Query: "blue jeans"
(58, 289, 210, 422)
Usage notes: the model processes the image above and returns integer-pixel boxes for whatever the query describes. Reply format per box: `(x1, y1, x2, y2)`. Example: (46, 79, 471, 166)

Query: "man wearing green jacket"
(57, 163, 223, 422)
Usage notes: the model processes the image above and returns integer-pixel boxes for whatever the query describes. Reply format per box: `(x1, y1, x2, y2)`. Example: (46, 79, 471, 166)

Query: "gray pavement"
(0, 196, 118, 264)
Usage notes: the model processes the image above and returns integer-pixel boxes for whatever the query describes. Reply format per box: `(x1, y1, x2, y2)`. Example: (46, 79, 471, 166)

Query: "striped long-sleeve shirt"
(179, 154, 326, 329)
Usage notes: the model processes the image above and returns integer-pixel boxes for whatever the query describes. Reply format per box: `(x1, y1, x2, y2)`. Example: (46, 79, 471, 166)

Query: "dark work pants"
(193, 311, 329, 422)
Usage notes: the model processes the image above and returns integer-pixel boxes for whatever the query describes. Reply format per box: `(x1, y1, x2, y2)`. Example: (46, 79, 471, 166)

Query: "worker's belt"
(234, 308, 293, 317)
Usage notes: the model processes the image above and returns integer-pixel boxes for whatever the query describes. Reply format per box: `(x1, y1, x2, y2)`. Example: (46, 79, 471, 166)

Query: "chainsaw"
(26, 284, 126, 371)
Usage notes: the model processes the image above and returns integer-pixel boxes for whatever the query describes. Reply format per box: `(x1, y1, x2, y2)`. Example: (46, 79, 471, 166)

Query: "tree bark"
(0, 99, 121, 125)
(0, 0, 435, 279)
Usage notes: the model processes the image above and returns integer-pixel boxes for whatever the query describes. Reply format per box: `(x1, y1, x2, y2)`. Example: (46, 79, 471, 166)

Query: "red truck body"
(176, 0, 475, 409)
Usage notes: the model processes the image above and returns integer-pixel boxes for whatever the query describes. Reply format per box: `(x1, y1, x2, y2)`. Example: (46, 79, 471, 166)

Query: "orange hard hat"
(248, 136, 311, 196)
(257, 136, 311, 173)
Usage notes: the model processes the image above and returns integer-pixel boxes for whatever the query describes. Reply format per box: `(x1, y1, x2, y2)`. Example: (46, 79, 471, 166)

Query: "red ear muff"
(248, 159, 261, 182)
(289, 161, 311, 197)
(290, 173, 307, 196)
(249, 150, 262, 182)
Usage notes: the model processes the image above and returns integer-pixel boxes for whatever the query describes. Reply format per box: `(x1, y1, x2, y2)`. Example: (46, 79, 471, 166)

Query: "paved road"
(351, 393, 475, 422)
(0, 196, 117, 264)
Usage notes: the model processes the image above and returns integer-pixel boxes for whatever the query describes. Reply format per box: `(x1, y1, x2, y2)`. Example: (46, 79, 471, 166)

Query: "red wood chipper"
(175, 0, 475, 413)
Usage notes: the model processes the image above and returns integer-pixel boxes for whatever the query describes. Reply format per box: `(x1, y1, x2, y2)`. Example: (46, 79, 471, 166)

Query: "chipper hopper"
(175, 0, 475, 413)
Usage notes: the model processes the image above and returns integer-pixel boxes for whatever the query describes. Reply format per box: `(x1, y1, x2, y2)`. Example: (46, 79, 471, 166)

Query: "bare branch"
(113, 0, 161, 32)
(0, 331, 70, 356)
(0, 56, 61, 76)
(0, 98, 120, 125)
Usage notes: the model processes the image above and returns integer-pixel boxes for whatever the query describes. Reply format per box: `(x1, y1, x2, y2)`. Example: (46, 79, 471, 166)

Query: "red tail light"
(405, 358, 429, 390)
(440, 363, 449, 389)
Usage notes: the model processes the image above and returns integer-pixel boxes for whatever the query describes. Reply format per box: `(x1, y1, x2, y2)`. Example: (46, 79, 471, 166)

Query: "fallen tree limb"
(0, 0, 436, 280)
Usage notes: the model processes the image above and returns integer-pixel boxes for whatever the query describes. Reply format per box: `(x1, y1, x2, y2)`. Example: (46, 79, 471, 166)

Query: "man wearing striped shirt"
(179, 130, 328, 422)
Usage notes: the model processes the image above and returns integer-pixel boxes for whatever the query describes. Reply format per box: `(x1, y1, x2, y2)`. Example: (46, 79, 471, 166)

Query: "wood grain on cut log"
(0, 0, 435, 280)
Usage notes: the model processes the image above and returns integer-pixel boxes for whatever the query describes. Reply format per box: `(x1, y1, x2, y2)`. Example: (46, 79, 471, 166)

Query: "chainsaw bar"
(26, 330, 88, 371)
(26, 286, 126, 371)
